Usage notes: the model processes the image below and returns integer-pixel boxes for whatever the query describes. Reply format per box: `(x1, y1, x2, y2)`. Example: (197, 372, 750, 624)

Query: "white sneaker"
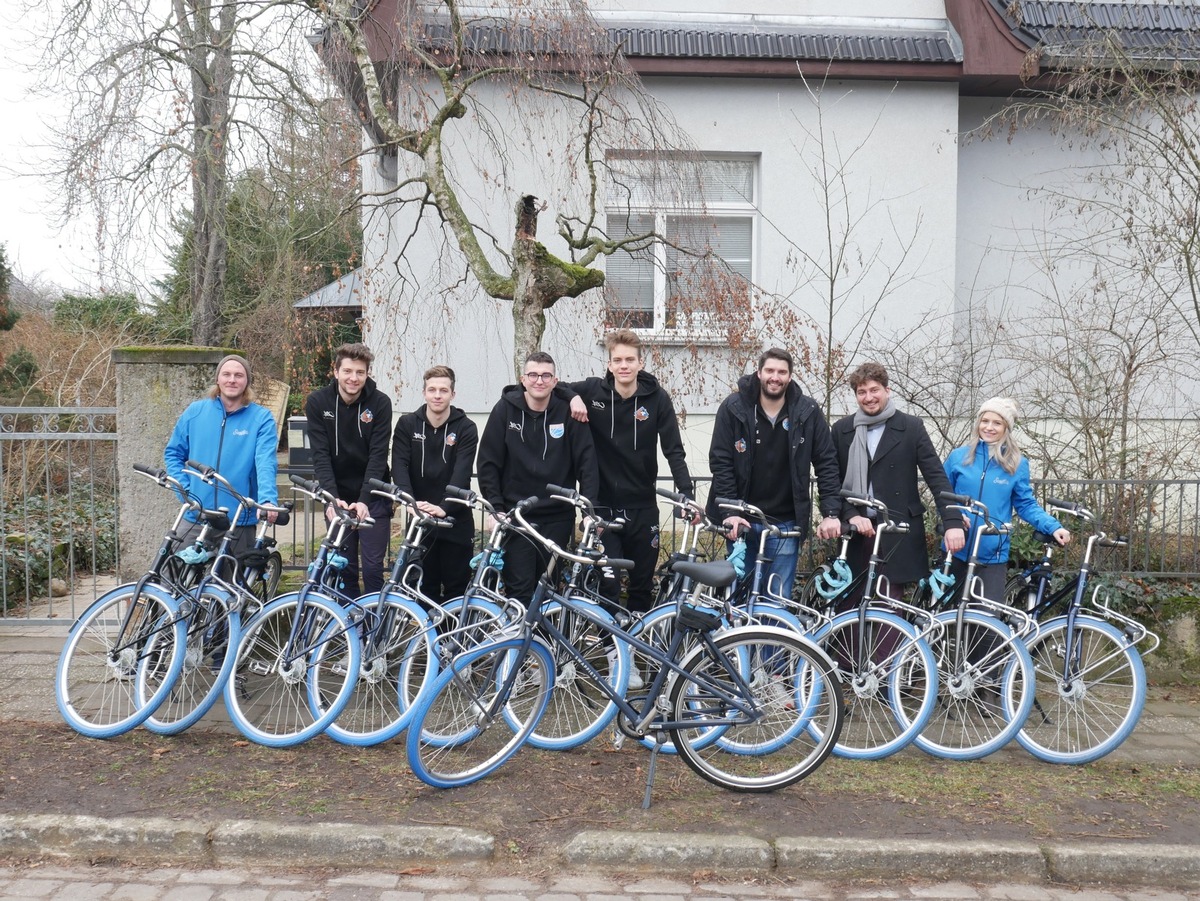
(627, 663, 644, 691)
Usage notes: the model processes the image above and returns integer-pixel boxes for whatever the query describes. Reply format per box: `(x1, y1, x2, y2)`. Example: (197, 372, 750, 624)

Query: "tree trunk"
(509, 195, 604, 377)
(184, 0, 235, 347)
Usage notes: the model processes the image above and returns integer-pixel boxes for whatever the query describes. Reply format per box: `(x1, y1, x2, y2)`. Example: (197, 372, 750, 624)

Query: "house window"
(604, 156, 756, 337)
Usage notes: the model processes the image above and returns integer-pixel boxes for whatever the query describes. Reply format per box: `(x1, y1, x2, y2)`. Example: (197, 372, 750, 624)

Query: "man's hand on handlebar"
(417, 501, 447, 518)
(722, 516, 750, 540)
(848, 514, 874, 538)
(816, 515, 842, 540)
(944, 526, 966, 554)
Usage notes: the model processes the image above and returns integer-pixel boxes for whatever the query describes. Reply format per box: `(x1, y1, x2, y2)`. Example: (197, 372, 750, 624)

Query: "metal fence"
(4, 432, 1198, 625)
(0, 407, 119, 623)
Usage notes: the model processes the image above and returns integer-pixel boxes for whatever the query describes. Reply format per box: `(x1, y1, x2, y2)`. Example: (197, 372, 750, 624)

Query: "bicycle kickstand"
(642, 731, 670, 810)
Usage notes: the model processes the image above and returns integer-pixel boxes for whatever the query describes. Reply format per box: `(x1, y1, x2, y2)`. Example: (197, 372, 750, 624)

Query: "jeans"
(741, 520, 799, 600)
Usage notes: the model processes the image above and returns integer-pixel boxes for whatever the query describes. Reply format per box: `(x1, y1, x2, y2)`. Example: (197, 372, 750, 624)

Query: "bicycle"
(806, 492, 940, 760)
(910, 492, 1037, 760)
(137, 461, 291, 736)
(316, 478, 454, 747)
(221, 474, 365, 747)
(405, 486, 844, 804)
(54, 464, 215, 738)
(1005, 499, 1159, 764)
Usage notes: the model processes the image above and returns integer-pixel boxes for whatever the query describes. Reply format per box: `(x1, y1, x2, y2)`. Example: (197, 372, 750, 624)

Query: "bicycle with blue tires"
(405, 485, 844, 803)
(910, 492, 1037, 760)
(55, 464, 213, 738)
(136, 461, 291, 736)
(221, 474, 366, 747)
(1004, 498, 1159, 764)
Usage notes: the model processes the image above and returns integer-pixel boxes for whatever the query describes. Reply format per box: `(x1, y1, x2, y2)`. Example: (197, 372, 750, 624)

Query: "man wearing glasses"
(477, 351, 599, 601)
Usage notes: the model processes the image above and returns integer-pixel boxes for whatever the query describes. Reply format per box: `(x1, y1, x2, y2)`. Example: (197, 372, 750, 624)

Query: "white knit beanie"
(978, 396, 1018, 431)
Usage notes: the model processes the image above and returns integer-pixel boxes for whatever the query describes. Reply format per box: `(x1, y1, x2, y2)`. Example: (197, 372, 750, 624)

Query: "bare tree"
(311, 0, 717, 378)
(768, 74, 931, 417)
(28, 0, 331, 344)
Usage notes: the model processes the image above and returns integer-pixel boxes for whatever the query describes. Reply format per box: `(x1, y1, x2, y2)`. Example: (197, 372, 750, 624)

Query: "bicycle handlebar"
(510, 503, 633, 570)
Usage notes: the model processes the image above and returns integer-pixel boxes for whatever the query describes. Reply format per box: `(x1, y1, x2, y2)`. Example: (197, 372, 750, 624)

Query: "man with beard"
(707, 348, 842, 598)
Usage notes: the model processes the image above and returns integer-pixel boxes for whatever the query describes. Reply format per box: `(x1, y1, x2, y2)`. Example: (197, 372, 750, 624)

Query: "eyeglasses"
(523, 372, 555, 382)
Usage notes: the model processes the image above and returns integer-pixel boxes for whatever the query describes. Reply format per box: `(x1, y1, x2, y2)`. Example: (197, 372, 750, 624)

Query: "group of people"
(161, 335, 1072, 612)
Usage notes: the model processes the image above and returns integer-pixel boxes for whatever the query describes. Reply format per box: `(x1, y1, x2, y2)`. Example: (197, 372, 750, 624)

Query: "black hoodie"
(392, 405, 478, 544)
(304, 376, 392, 509)
(565, 370, 693, 508)
(476, 385, 599, 521)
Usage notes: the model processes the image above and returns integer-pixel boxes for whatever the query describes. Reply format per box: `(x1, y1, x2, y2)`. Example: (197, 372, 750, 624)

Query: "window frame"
(603, 153, 759, 343)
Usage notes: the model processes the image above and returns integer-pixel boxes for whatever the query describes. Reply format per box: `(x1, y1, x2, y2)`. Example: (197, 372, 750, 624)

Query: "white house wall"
(361, 72, 960, 426)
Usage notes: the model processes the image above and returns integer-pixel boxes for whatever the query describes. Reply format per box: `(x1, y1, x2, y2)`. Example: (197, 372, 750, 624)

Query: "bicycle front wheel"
(913, 610, 1035, 760)
(56, 584, 187, 739)
(140, 588, 241, 736)
(322, 595, 435, 747)
(223, 592, 360, 747)
(811, 609, 937, 760)
(1016, 615, 1146, 764)
(670, 627, 843, 792)
(406, 637, 554, 789)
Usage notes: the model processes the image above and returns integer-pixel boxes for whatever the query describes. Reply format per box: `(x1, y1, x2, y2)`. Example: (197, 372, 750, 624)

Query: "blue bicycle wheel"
(810, 609, 938, 759)
(406, 637, 554, 788)
(56, 584, 186, 739)
(223, 592, 360, 747)
(1016, 615, 1146, 764)
(140, 587, 241, 735)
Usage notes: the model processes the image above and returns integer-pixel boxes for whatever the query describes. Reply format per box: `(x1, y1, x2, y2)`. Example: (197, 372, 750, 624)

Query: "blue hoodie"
(164, 397, 279, 526)
(943, 444, 1061, 565)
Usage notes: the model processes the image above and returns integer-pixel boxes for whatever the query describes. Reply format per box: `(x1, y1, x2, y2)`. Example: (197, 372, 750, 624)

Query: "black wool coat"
(831, 410, 959, 586)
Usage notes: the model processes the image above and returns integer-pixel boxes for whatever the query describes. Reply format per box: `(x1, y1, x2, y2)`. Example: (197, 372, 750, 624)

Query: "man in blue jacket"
(305, 343, 394, 597)
(708, 348, 843, 599)
(164, 354, 279, 557)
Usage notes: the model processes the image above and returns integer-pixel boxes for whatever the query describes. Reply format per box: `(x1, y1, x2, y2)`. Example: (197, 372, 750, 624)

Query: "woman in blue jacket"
(943, 397, 1070, 602)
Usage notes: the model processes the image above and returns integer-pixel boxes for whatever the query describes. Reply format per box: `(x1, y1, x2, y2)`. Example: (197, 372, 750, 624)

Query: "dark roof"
(293, 268, 365, 311)
(991, 1, 1200, 61)
(424, 20, 962, 66)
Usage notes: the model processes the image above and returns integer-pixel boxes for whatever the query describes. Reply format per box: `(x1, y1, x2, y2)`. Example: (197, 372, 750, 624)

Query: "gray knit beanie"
(215, 354, 252, 384)
(978, 396, 1018, 431)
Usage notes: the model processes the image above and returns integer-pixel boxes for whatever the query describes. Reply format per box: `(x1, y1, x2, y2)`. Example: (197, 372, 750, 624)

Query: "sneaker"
(627, 663, 644, 691)
(764, 675, 796, 711)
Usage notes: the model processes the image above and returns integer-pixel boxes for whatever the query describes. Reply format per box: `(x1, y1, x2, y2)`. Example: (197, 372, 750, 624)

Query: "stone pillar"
(112, 347, 234, 579)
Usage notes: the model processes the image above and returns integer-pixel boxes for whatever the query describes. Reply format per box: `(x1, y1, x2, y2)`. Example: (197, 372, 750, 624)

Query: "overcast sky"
(0, 6, 104, 293)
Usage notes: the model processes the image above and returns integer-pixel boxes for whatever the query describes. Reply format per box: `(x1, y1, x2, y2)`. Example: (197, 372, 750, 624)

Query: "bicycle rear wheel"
(223, 592, 360, 747)
(406, 637, 554, 788)
(810, 609, 937, 760)
(1016, 615, 1146, 764)
(322, 595, 434, 747)
(913, 610, 1035, 760)
(670, 627, 842, 791)
(518, 597, 627, 751)
(56, 584, 186, 739)
(139, 588, 241, 735)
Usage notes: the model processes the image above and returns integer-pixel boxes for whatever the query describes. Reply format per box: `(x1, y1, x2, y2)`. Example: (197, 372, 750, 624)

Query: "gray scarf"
(841, 398, 897, 498)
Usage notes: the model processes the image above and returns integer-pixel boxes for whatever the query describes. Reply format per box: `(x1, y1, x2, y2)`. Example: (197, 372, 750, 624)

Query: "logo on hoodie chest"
(360, 410, 374, 424)
(635, 406, 649, 422)
(549, 423, 565, 439)
(446, 432, 458, 446)
(590, 400, 606, 411)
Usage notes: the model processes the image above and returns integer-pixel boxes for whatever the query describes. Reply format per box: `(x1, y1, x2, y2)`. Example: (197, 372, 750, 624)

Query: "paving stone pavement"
(1, 862, 1198, 901)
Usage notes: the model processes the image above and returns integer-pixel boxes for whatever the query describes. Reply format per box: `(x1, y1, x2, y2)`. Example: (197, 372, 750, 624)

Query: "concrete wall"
(112, 348, 232, 580)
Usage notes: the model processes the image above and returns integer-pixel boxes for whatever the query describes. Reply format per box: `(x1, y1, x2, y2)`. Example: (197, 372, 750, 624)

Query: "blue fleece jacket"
(164, 397, 279, 526)
(943, 444, 1062, 565)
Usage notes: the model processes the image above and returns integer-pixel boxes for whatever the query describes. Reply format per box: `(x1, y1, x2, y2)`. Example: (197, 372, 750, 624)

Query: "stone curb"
(0, 815, 493, 869)
(2, 815, 1198, 888)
